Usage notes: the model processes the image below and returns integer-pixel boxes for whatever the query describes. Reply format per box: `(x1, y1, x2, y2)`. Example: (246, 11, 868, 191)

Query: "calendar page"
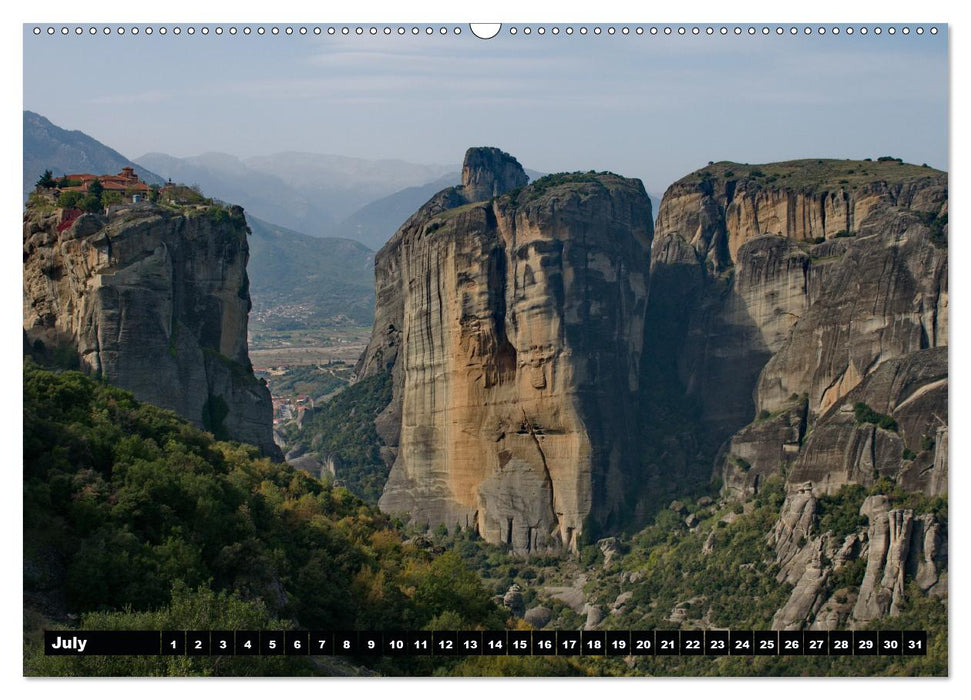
(21, 13, 949, 680)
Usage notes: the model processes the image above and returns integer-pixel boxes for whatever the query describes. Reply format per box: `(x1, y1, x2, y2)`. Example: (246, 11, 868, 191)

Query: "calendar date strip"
(44, 629, 927, 657)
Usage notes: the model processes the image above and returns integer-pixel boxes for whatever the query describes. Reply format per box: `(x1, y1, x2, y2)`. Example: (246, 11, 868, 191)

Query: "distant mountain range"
(23, 110, 165, 200)
(246, 215, 375, 328)
(332, 172, 460, 250)
(332, 167, 546, 249)
(24, 111, 376, 329)
(135, 150, 457, 239)
(22, 110, 647, 329)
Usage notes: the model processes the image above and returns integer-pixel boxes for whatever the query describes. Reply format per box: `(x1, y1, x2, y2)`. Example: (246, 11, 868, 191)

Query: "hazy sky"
(23, 23, 948, 195)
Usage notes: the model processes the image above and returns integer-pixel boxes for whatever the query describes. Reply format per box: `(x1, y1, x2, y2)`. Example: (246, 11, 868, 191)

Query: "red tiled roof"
(60, 169, 151, 194)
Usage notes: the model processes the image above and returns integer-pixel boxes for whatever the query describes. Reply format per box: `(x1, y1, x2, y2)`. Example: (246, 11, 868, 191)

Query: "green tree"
(57, 191, 83, 209)
(87, 179, 104, 203)
(102, 191, 124, 207)
(36, 169, 55, 188)
(79, 194, 102, 213)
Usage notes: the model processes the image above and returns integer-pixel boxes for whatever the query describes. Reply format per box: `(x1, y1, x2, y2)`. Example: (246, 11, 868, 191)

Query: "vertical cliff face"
(358, 148, 653, 552)
(648, 160, 948, 632)
(23, 198, 280, 459)
(650, 160, 947, 451)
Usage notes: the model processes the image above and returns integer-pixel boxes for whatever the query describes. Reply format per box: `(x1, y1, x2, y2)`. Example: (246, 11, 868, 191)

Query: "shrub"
(730, 455, 752, 472)
(102, 191, 124, 207)
(853, 402, 898, 431)
(829, 556, 867, 590)
(817, 484, 868, 538)
(57, 191, 83, 208)
(918, 211, 948, 249)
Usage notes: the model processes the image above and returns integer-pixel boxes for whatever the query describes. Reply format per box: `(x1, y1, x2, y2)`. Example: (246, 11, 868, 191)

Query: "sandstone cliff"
(357, 148, 653, 552)
(648, 159, 947, 631)
(23, 195, 280, 458)
(651, 159, 947, 443)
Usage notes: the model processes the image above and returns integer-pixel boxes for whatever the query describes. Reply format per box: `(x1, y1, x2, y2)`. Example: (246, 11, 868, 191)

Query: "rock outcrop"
(649, 159, 947, 632)
(357, 147, 653, 552)
(460, 146, 529, 202)
(768, 490, 946, 631)
(788, 348, 947, 497)
(23, 197, 280, 458)
(650, 159, 947, 445)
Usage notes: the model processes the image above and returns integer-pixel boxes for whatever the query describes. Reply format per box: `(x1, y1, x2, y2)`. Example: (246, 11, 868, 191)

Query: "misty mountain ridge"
(22, 110, 165, 201)
(246, 215, 375, 328)
(135, 149, 456, 236)
(334, 167, 548, 249)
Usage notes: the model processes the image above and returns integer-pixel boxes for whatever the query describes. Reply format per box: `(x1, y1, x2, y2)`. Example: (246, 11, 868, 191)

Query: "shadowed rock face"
(661, 161, 951, 631)
(358, 148, 653, 552)
(650, 160, 947, 444)
(23, 200, 280, 459)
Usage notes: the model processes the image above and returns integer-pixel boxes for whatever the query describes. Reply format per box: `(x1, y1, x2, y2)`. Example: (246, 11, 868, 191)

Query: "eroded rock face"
(460, 146, 529, 203)
(23, 200, 280, 458)
(767, 487, 947, 630)
(723, 401, 806, 498)
(358, 148, 653, 552)
(756, 210, 947, 421)
(650, 160, 947, 445)
(788, 348, 947, 497)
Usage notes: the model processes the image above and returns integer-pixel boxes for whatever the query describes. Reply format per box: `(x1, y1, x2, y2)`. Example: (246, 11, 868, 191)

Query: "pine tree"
(36, 170, 55, 188)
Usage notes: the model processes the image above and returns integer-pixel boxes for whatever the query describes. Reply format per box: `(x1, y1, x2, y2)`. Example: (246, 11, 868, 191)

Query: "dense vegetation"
(23, 361, 505, 676)
(23, 361, 946, 677)
(505, 171, 618, 206)
(284, 372, 393, 505)
(602, 478, 792, 631)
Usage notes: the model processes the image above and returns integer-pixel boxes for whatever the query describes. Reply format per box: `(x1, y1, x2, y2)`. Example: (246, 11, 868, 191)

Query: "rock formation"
(23, 196, 280, 458)
(357, 147, 653, 552)
(647, 159, 947, 631)
(768, 490, 946, 631)
(787, 348, 947, 497)
(650, 159, 947, 445)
